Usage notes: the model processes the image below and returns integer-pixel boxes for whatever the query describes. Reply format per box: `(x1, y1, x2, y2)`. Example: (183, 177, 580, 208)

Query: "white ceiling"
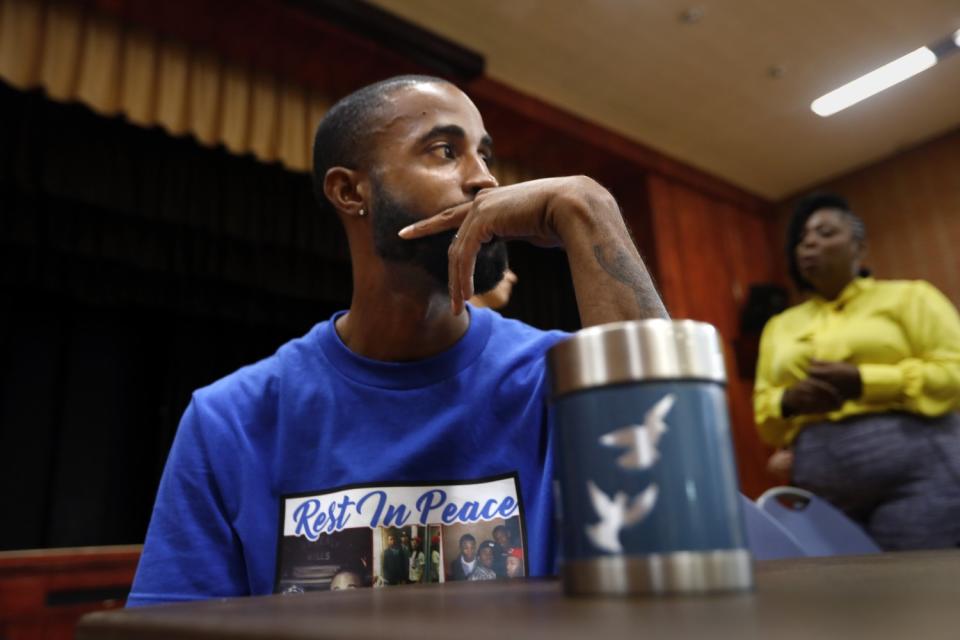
(369, 0, 960, 200)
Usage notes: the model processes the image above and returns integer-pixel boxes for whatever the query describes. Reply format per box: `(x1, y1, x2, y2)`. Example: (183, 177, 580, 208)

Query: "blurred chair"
(740, 494, 808, 560)
(757, 486, 882, 557)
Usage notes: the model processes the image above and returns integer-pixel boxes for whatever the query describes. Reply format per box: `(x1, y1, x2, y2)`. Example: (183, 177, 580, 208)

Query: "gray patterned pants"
(792, 411, 960, 550)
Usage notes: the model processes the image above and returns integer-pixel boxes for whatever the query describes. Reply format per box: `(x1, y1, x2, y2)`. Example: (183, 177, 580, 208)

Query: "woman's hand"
(766, 448, 794, 480)
(781, 376, 844, 417)
(806, 360, 863, 401)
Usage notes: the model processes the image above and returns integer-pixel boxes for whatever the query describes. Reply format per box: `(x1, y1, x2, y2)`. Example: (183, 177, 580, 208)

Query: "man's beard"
(370, 181, 508, 296)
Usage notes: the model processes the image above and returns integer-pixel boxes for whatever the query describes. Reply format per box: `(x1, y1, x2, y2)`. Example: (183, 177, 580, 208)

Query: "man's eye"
(481, 153, 495, 167)
(431, 144, 455, 159)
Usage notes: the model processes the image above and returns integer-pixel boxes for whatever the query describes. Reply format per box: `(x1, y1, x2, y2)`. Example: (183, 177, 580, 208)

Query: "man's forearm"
(551, 178, 669, 326)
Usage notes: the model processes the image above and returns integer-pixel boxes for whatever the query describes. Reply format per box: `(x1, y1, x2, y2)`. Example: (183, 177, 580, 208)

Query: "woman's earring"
(358, 208, 367, 217)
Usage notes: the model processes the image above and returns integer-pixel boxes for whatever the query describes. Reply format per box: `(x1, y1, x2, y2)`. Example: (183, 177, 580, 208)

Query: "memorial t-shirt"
(128, 306, 569, 605)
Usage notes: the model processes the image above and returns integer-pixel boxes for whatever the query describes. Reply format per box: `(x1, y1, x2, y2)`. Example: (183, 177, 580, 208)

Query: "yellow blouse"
(753, 278, 960, 448)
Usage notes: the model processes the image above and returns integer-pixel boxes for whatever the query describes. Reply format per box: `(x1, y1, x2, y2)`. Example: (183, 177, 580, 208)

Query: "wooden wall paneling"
(660, 177, 736, 330)
(777, 127, 960, 307)
(646, 175, 779, 497)
(646, 175, 690, 319)
(720, 201, 781, 298)
(716, 204, 785, 496)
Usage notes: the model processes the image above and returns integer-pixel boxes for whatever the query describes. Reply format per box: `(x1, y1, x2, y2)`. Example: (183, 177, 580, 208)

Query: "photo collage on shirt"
(275, 475, 528, 593)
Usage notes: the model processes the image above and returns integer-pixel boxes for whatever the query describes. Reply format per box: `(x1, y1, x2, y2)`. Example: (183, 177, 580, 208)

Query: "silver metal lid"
(547, 319, 726, 398)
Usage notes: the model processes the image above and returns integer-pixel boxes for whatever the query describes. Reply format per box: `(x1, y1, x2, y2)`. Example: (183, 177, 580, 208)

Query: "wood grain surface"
(78, 550, 960, 640)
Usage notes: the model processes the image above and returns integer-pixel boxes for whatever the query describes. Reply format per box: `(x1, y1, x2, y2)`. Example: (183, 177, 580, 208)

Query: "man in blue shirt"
(128, 75, 667, 605)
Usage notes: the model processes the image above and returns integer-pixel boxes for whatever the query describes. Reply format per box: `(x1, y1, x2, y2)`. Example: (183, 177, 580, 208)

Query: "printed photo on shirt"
(276, 527, 372, 593)
(274, 473, 528, 593)
(442, 515, 524, 581)
(373, 524, 446, 585)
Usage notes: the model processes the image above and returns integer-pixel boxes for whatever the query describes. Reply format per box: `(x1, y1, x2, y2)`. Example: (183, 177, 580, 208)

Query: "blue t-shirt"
(128, 306, 569, 605)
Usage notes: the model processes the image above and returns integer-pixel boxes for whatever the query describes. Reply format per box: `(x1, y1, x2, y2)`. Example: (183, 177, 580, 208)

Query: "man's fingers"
(451, 216, 495, 314)
(448, 219, 474, 316)
(458, 237, 480, 304)
(448, 232, 463, 316)
(398, 203, 469, 239)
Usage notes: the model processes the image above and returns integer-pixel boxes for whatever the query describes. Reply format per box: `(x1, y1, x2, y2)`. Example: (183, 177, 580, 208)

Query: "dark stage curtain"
(0, 82, 579, 550)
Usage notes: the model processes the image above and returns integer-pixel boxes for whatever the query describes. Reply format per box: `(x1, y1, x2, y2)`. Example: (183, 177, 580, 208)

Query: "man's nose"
(463, 155, 498, 194)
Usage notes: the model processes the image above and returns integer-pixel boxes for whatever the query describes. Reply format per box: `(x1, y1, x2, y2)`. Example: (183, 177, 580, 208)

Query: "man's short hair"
(311, 74, 450, 214)
(458, 533, 476, 548)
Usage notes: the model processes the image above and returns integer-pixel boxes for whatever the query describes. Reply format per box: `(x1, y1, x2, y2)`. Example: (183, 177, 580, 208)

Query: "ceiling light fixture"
(811, 47, 937, 117)
(811, 28, 960, 118)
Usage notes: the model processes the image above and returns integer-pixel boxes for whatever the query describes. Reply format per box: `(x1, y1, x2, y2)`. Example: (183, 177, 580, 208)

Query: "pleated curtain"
(0, 0, 531, 185)
(0, 0, 329, 172)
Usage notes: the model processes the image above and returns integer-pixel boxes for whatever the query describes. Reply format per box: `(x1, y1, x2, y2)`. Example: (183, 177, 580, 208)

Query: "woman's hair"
(785, 192, 870, 290)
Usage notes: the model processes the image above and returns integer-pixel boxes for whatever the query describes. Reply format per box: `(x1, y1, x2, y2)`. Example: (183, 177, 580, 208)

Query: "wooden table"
(77, 550, 960, 640)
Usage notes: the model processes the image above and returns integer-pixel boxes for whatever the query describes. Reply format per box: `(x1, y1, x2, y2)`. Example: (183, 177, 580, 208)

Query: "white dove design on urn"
(585, 394, 676, 554)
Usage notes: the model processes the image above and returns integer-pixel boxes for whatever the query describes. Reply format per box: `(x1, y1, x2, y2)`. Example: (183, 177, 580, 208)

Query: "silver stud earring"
(358, 208, 367, 217)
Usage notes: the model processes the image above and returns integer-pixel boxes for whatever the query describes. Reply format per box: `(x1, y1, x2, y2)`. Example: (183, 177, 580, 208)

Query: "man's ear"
(323, 167, 368, 218)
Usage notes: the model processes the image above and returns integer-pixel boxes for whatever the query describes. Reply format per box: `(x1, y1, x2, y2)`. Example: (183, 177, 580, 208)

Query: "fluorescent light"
(811, 47, 937, 117)
(954, 28, 960, 47)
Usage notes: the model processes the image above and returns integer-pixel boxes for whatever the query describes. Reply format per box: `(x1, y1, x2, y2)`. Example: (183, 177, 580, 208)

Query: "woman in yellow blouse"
(754, 193, 960, 550)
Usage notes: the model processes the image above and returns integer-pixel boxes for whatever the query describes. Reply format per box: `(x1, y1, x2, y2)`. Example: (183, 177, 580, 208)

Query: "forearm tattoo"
(593, 244, 669, 319)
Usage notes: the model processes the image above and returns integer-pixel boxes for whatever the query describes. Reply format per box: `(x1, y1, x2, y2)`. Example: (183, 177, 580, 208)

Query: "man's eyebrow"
(416, 124, 494, 150)
(417, 124, 465, 145)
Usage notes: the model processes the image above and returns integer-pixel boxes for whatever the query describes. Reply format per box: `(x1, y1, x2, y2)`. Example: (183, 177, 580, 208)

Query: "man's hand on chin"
(397, 176, 658, 321)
